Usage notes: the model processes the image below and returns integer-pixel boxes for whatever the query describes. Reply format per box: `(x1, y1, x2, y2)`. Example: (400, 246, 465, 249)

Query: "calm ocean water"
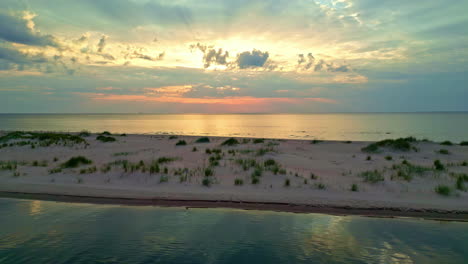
(0, 113, 467, 141)
(0, 198, 467, 264)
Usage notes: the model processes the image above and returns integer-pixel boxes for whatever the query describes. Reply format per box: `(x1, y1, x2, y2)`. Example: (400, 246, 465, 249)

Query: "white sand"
(1, 132, 468, 212)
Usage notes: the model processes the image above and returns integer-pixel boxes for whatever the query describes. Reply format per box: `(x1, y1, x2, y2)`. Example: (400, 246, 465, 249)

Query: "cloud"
(0, 45, 48, 70)
(191, 43, 228, 68)
(297, 54, 350, 73)
(298, 53, 315, 70)
(236, 49, 269, 69)
(203, 48, 229, 68)
(97, 35, 107, 53)
(131, 51, 165, 61)
(0, 12, 58, 47)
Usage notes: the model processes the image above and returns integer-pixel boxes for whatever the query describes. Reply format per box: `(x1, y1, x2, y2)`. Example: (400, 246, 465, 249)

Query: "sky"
(0, 0, 467, 113)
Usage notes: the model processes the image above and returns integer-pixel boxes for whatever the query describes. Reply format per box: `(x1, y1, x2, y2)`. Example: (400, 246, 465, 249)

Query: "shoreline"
(2, 191, 468, 222)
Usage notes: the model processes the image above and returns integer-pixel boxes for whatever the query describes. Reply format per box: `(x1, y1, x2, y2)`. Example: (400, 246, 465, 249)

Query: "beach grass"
(61, 156, 92, 168)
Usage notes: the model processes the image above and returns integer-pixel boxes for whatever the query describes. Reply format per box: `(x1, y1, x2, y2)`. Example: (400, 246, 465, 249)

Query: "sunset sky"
(1, 0, 467, 113)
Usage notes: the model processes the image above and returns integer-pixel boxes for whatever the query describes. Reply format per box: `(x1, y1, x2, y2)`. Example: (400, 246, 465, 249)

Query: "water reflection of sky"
(0, 199, 467, 263)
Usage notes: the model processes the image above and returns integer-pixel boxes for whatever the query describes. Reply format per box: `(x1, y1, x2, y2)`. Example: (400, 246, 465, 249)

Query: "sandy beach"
(1, 131, 468, 219)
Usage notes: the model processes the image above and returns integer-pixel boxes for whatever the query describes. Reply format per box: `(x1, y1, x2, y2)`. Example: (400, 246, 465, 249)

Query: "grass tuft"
(434, 160, 445, 171)
(96, 135, 116, 143)
(222, 138, 239, 146)
(61, 156, 92, 168)
(435, 185, 451, 196)
(362, 137, 417, 153)
(360, 170, 384, 183)
(234, 178, 244, 185)
(195, 137, 210, 143)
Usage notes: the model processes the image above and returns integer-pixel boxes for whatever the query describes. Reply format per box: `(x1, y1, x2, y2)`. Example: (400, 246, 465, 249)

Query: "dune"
(1, 131, 468, 220)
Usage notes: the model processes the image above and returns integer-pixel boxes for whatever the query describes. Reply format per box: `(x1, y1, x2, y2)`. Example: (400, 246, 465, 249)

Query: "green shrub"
(222, 138, 239, 146)
(159, 175, 169, 183)
(385, 155, 393, 161)
(315, 183, 326, 189)
(366, 156, 372, 161)
(253, 138, 264, 144)
(310, 173, 318, 180)
(202, 177, 211, 186)
(362, 137, 416, 153)
(434, 160, 445, 170)
(351, 184, 358, 192)
(96, 135, 116, 142)
(264, 159, 276, 167)
(284, 179, 290, 187)
(456, 176, 466, 191)
(204, 167, 214, 177)
(440, 141, 453, 146)
(195, 137, 210, 143)
(460, 141, 468, 146)
(79, 130, 91, 137)
(360, 170, 384, 183)
(101, 131, 112, 135)
(251, 167, 263, 177)
(234, 178, 244, 185)
(435, 185, 451, 196)
(462, 161, 468, 166)
(344, 141, 352, 144)
(311, 139, 323, 144)
(176, 140, 187, 146)
(437, 149, 450, 155)
(61, 156, 92, 168)
(169, 135, 178, 139)
(192, 147, 198, 152)
(251, 177, 260, 184)
(392, 161, 430, 181)
(149, 161, 160, 174)
(157, 157, 177, 163)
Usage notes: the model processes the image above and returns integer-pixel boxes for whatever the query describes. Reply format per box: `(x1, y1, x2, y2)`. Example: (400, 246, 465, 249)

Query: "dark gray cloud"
(131, 51, 165, 61)
(298, 53, 315, 70)
(298, 54, 350, 73)
(97, 35, 107, 53)
(203, 48, 229, 68)
(236, 49, 269, 69)
(191, 43, 229, 68)
(0, 12, 58, 47)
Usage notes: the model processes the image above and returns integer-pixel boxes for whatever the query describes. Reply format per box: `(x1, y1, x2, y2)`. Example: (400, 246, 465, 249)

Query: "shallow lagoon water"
(1, 113, 468, 142)
(0, 198, 467, 264)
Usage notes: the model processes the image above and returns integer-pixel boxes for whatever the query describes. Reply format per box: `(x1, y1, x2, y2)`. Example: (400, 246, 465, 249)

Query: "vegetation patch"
(315, 183, 326, 189)
(100, 131, 112, 136)
(0, 131, 87, 147)
(460, 141, 468, 146)
(222, 138, 239, 146)
(234, 178, 244, 185)
(351, 184, 358, 192)
(284, 179, 290, 187)
(440, 141, 453, 146)
(435, 185, 451, 196)
(195, 137, 210, 143)
(96, 135, 116, 142)
(360, 170, 384, 183)
(361, 137, 417, 153)
(391, 161, 431, 181)
(61, 156, 93, 168)
(437, 149, 450, 155)
(175, 140, 187, 146)
(311, 139, 323, 144)
(159, 175, 169, 183)
(79, 130, 91, 137)
(253, 138, 264, 144)
(434, 160, 445, 171)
